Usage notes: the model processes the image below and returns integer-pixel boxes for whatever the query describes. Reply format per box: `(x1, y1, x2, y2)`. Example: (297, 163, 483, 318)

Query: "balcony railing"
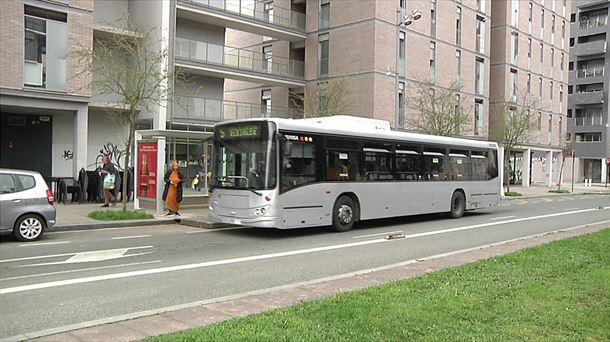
(178, 0, 306, 31)
(175, 38, 305, 79)
(579, 15, 608, 29)
(575, 115, 603, 126)
(173, 95, 298, 122)
(576, 66, 605, 78)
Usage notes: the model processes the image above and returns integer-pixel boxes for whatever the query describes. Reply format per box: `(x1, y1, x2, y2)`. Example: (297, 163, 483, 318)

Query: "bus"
(209, 116, 500, 232)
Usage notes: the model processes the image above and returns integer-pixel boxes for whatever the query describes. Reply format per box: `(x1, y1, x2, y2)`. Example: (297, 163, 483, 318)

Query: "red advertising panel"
(137, 142, 158, 199)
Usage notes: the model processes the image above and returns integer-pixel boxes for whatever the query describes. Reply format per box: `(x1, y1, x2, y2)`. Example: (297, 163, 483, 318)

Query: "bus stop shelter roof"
(136, 129, 213, 140)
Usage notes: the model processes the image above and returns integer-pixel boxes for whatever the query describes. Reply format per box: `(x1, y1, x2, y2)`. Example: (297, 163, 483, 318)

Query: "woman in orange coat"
(162, 161, 185, 216)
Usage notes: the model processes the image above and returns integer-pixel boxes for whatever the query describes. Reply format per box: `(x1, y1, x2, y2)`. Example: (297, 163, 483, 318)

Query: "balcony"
(175, 38, 305, 87)
(176, 0, 306, 42)
(574, 40, 607, 57)
(172, 95, 298, 123)
(568, 91, 604, 106)
(578, 14, 608, 29)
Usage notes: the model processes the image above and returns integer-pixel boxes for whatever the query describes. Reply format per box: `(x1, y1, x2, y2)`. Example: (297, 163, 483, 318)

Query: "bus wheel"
(332, 196, 355, 232)
(450, 191, 466, 218)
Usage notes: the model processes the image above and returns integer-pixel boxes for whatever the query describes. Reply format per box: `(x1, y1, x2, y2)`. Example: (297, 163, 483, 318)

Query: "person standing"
(99, 155, 116, 207)
(162, 161, 185, 216)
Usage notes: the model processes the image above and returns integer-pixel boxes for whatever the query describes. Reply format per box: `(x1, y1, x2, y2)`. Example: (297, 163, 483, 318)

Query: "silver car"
(0, 169, 56, 241)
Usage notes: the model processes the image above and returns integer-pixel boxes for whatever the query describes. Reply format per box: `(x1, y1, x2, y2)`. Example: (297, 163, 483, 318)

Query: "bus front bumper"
(209, 212, 277, 228)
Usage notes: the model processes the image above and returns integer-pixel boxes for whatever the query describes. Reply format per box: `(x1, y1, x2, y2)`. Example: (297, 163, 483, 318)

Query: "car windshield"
(212, 123, 277, 190)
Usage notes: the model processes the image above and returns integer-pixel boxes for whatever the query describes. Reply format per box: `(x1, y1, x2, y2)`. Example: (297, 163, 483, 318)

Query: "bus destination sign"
(218, 124, 261, 140)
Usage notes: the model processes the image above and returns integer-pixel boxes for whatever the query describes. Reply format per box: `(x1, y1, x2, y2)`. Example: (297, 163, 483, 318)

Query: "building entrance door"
(0, 114, 52, 177)
(583, 159, 601, 183)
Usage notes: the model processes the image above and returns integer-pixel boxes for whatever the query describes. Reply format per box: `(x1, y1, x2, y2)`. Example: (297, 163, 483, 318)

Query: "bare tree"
(407, 81, 471, 136)
(290, 78, 348, 118)
(77, 17, 181, 211)
(491, 92, 542, 194)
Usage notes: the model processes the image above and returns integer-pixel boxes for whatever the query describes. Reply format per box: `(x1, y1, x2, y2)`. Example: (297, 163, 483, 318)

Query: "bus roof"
(217, 116, 499, 150)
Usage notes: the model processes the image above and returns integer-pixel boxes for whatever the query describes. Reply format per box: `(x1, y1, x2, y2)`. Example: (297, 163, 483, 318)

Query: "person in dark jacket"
(162, 161, 185, 216)
(99, 155, 116, 207)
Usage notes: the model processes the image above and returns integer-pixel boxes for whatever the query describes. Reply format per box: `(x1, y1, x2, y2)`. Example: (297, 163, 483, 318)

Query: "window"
(551, 15, 555, 44)
(399, 32, 405, 77)
(540, 9, 545, 38)
(475, 58, 484, 95)
(575, 133, 602, 142)
(261, 89, 271, 116)
(511, 32, 519, 64)
(318, 34, 329, 77)
(456, 7, 462, 46)
(431, 0, 436, 36)
(455, 94, 461, 120)
(561, 21, 565, 48)
(325, 150, 359, 181)
(550, 48, 554, 75)
(527, 2, 533, 34)
(471, 151, 488, 180)
(527, 38, 532, 69)
(319, 0, 330, 29)
(511, 0, 519, 27)
(363, 142, 394, 181)
(563, 0, 566, 16)
(262, 45, 272, 73)
(24, 6, 67, 90)
(264, 2, 274, 22)
(539, 43, 544, 73)
(549, 81, 553, 100)
(282, 137, 319, 191)
(474, 99, 484, 136)
(448, 150, 470, 180)
(398, 82, 405, 127)
(510, 69, 518, 99)
(538, 77, 543, 97)
(0, 174, 15, 194)
(575, 109, 603, 126)
(527, 73, 531, 94)
(396, 146, 421, 181)
(537, 112, 542, 143)
(476, 16, 485, 53)
(559, 117, 562, 143)
(559, 85, 563, 113)
(422, 147, 445, 181)
(548, 114, 552, 144)
(17, 175, 36, 190)
(456, 50, 461, 84)
(429, 41, 436, 82)
(477, 0, 485, 13)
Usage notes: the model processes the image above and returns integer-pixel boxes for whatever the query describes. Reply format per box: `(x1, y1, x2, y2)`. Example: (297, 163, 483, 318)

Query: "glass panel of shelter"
(165, 137, 211, 194)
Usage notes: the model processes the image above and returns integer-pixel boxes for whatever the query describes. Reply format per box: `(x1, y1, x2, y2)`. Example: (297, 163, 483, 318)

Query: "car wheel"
(450, 191, 466, 219)
(14, 214, 45, 242)
(331, 195, 356, 232)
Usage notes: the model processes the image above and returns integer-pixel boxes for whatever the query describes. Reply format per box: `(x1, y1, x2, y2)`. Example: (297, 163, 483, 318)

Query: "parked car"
(0, 169, 56, 241)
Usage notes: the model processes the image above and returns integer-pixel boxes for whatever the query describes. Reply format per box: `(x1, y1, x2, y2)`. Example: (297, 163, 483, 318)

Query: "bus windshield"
(212, 122, 277, 191)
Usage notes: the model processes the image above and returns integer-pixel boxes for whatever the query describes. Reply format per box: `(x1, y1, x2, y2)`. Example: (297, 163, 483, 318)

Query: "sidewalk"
(505, 182, 610, 199)
(28, 221, 610, 342)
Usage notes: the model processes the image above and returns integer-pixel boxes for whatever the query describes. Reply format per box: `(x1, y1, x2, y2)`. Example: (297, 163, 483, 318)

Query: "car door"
(0, 173, 20, 230)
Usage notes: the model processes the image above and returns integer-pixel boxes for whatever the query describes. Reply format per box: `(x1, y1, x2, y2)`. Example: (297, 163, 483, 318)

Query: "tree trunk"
(557, 155, 565, 191)
(122, 118, 135, 211)
(505, 148, 511, 194)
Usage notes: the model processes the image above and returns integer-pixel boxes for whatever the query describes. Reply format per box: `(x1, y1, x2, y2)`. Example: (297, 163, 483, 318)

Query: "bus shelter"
(134, 129, 212, 214)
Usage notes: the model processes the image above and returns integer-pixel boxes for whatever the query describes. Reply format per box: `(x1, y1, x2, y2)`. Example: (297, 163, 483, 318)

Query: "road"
(1, 194, 609, 340)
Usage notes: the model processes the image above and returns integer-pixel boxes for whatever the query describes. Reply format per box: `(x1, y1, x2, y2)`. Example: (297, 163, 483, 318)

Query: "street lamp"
(394, 9, 421, 129)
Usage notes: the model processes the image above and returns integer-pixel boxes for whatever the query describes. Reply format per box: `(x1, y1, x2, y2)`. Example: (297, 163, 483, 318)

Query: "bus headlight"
(254, 206, 269, 216)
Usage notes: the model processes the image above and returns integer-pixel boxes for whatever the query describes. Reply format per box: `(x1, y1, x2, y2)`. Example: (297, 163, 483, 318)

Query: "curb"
(178, 218, 233, 229)
(502, 191, 610, 201)
(52, 218, 178, 232)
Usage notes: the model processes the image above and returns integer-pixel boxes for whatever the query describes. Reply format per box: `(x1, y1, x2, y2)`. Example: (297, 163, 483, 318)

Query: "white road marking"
(352, 231, 404, 239)
(2, 206, 608, 295)
(18, 241, 71, 247)
(111, 235, 151, 240)
(0, 246, 154, 264)
(7, 219, 609, 342)
(2, 261, 162, 281)
(185, 230, 206, 234)
(489, 215, 516, 221)
(563, 208, 580, 211)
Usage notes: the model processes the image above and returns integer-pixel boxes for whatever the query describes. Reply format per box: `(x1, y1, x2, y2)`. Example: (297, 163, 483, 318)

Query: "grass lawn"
(88, 210, 153, 221)
(548, 189, 570, 194)
(504, 191, 522, 196)
(147, 229, 610, 341)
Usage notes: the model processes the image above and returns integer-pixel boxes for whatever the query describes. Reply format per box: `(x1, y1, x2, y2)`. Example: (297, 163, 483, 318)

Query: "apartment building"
(567, 0, 609, 184)
(0, 0, 307, 185)
(226, 0, 492, 138)
(489, 0, 571, 187)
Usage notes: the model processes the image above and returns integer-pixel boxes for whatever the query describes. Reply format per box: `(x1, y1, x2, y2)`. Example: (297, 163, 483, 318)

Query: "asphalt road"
(1, 194, 609, 340)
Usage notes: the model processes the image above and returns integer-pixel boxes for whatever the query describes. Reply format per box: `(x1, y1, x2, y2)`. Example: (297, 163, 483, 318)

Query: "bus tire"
(332, 195, 356, 232)
(449, 191, 466, 219)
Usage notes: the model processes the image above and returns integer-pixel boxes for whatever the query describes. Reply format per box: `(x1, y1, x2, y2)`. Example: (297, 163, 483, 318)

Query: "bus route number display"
(218, 125, 261, 140)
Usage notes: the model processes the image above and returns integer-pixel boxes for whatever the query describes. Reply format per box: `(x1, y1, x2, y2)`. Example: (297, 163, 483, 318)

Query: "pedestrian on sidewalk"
(99, 155, 116, 207)
(162, 161, 185, 216)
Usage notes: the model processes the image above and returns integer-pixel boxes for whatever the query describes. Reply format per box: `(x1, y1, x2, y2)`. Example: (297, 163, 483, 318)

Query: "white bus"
(209, 116, 500, 232)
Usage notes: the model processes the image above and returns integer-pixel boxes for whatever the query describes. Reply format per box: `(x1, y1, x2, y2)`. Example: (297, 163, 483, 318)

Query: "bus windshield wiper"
(245, 187, 263, 196)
